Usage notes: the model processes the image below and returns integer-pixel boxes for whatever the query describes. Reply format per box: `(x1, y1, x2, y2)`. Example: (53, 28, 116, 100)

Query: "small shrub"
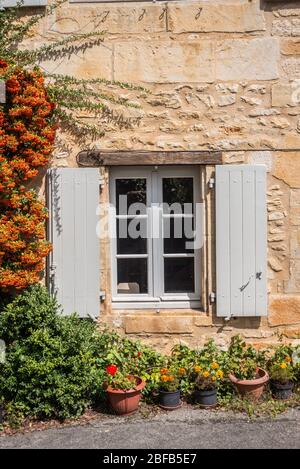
(0, 285, 102, 421)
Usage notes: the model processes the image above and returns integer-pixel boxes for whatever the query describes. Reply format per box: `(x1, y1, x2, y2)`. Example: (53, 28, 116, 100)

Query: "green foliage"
(0, 1, 148, 140)
(0, 286, 164, 423)
(1, 286, 300, 425)
(0, 285, 103, 422)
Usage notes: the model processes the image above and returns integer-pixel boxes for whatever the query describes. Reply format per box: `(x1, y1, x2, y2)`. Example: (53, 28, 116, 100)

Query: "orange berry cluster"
(0, 60, 55, 290)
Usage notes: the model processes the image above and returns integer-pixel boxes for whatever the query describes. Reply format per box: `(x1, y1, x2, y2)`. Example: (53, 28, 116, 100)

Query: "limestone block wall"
(22, 0, 300, 350)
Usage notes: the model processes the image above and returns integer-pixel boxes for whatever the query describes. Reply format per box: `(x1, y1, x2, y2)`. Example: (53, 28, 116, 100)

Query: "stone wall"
(24, 0, 300, 351)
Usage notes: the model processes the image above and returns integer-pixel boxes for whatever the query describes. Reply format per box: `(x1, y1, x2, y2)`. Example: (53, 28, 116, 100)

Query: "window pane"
(164, 258, 195, 293)
(117, 258, 148, 294)
(163, 178, 193, 213)
(117, 218, 147, 255)
(163, 217, 194, 254)
(116, 178, 147, 215)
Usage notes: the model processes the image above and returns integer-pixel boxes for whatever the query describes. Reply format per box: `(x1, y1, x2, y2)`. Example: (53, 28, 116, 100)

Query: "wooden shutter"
(0, 0, 47, 7)
(47, 168, 100, 318)
(215, 165, 267, 317)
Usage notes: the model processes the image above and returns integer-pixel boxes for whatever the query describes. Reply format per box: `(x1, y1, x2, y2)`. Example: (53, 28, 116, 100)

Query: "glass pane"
(117, 218, 147, 255)
(116, 178, 147, 215)
(163, 217, 195, 254)
(117, 258, 148, 294)
(164, 258, 195, 293)
(162, 178, 193, 214)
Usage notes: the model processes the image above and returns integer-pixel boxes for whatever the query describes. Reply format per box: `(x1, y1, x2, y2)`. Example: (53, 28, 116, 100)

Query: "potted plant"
(269, 357, 295, 400)
(192, 362, 224, 408)
(104, 364, 146, 415)
(228, 357, 269, 401)
(158, 367, 183, 410)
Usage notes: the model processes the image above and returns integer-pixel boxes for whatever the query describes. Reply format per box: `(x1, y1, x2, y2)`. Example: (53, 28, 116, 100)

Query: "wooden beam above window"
(76, 150, 223, 167)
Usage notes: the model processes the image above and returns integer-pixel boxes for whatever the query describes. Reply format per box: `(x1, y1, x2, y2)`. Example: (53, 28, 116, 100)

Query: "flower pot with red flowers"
(228, 358, 269, 401)
(192, 363, 224, 408)
(104, 365, 146, 415)
(269, 356, 295, 400)
(158, 367, 183, 410)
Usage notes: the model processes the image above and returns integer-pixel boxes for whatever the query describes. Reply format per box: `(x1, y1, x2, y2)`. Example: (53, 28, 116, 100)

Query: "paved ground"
(0, 407, 299, 449)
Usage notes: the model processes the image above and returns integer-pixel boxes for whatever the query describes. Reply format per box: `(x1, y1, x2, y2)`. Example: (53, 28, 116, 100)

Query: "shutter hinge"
(99, 175, 105, 193)
(208, 178, 215, 189)
(209, 292, 216, 304)
(100, 291, 106, 301)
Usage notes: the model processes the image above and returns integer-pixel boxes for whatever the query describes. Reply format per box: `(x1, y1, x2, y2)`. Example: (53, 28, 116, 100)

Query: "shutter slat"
(48, 168, 100, 318)
(215, 169, 231, 316)
(229, 169, 243, 315)
(255, 166, 268, 317)
(216, 165, 267, 317)
(242, 168, 256, 316)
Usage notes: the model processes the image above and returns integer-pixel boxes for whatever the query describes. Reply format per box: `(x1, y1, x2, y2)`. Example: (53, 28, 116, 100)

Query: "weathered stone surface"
(218, 95, 236, 107)
(291, 208, 300, 226)
(281, 39, 300, 55)
(241, 95, 262, 106)
(272, 19, 292, 37)
(269, 257, 283, 272)
(194, 315, 213, 327)
(273, 153, 300, 188)
(168, 1, 265, 33)
(292, 19, 300, 37)
(114, 41, 214, 83)
(125, 316, 193, 334)
(272, 83, 292, 107)
(215, 38, 279, 81)
(248, 151, 273, 171)
(280, 328, 300, 339)
(49, 4, 166, 35)
(269, 295, 300, 326)
(291, 189, 300, 207)
(41, 43, 113, 79)
(282, 58, 300, 79)
(223, 151, 245, 164)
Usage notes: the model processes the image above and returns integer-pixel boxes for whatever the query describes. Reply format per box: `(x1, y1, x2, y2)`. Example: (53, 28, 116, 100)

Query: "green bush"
(0, 285, 103, 422)
(0, 285, 164, 422)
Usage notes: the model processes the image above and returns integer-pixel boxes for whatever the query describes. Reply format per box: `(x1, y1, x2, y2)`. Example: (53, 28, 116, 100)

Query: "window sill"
(112, 300, 202, 310)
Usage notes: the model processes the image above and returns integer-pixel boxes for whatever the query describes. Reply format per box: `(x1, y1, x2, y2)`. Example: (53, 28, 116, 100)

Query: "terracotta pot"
(107, 376, 145, 415)
(229, 367, 269, 401)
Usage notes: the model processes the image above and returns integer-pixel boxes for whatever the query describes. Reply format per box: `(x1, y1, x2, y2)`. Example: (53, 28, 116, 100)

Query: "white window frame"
(110, 166, 202, 310)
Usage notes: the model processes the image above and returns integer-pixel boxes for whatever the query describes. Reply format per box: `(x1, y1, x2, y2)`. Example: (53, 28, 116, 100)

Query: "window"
(110, 166, 201, 309)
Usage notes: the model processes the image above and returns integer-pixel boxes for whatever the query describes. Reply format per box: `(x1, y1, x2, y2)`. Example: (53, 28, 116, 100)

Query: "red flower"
(137, 352, 141, 358)
(106, 365, 118, 376)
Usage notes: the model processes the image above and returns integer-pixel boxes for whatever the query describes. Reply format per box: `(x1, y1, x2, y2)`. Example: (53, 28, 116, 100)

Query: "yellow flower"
(203, 371, 210, 378)
(194, 365, 202, 373)
(211, 362, 219, 370)
(212, 376, 216, 382)
(216, 370, 224, 379)
(179, 368, 186, 375)
(280, 362, 287, 369)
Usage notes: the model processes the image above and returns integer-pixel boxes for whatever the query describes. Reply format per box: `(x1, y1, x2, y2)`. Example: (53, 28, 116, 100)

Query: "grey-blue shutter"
(215, 165, 267, 317)
(47, 168, 100, 318)
(0, 0, 47, 7)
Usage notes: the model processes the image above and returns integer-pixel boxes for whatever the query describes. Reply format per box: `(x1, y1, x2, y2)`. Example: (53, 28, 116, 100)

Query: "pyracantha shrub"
(0, 59, 55, 290)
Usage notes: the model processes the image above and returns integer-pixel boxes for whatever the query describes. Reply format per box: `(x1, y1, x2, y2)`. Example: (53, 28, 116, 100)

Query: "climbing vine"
(0, 1, 145, 292)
